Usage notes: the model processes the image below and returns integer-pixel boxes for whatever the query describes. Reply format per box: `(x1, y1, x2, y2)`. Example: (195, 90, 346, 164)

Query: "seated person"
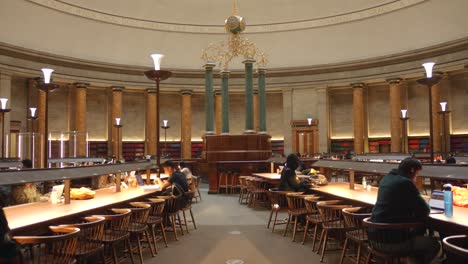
(445, 154, 456, 164)
(370, 158, 440, 264)
(154, 160, 188, 195)
(0, 202, 19, 262)
(179, 161, 194, 191)
(279, 153, 310, 192)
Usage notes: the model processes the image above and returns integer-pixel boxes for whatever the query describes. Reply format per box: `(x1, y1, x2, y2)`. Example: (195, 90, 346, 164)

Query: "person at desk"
(445, 154, 456, 164)
(179, 161, 194, 191)
(371, 158, 440, 264)
(154, 160, 188, 195)
(279, 153, 310, 193)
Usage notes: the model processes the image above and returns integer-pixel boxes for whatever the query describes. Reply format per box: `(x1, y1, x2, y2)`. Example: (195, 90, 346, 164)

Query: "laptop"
(428, 190, 445, 214)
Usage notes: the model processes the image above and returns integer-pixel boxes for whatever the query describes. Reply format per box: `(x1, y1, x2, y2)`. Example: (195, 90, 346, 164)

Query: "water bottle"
(50, 189, 58, 204)
(362, 176, 367, 190)
(443, 184, 453, 217)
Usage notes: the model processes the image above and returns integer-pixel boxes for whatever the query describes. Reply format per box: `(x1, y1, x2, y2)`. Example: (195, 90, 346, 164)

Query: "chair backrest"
(156, 195, 179, 215)
(442, 235, 468, 262)
(342, 207, 372, 229)
(13, 226, 80, 264)
(304, 196, 321, 214)
(267, 189, 290, 209)
(60, 216, 105, 242)
(94, 208, 132, 231)
(316, 201, 351, 221)
(285, 193, 309, 210)
(128, 202, 151, 223)
(147, 198, 166, 216)
(362, 217, 425, 251)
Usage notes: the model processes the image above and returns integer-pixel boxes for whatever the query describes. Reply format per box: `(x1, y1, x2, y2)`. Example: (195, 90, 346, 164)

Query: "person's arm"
(286, 169, 302, 191)
(405, 180, 430, 218)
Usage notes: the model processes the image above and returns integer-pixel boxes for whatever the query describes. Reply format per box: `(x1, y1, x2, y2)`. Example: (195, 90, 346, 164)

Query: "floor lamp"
(36, 68, 59, 167)
(27, 107, 39, 168)
(161, 119, 170, 157)
(114, 117, 123, 161)
(438, 102, 451, 157)
(417, 62, 442, 163)
(144, 54, 172, 177)
(0, 98, 11, 159)
(400, 109, 409, 154)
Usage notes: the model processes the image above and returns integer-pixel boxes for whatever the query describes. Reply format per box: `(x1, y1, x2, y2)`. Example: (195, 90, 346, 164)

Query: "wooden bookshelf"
(89, 141, 108, 158)
(330, 139, 354, 153)
(122, 142, 145, 161)
(450, 134, 468, 153)
(191, 141, 203, 158)
(368, 138, 391, 153)
(408, 136, 431, 153)
(271, 140, 284, 156)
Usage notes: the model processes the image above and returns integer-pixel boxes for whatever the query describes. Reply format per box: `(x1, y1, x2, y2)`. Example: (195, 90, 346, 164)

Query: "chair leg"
(292, 216, 298, 242)
(189, 209, 197, 229)
(111, 243, 118, 264)
(339, 237, 349, 264)
(267, 209, 274, 229)
(312, 224, 319, 252)
(283, 214, 291, 237)
(271, 211, 279, 233)
(317, 229, 325, 254)
(320, 230, 328, 262)
(100, 248, 106, 264)
(150, 225, 159, 254)
(171, 215, 178, 241)
(176, 213, 184, 236)
(365, 251, 371, 264)
(125, 237, 135, 264)
(144, 230, 155, 257)
(136, 234, 144, 264)
(302, 219, 310, 245)
(160, 222, 168, 247)
(182, 210, 190, 233)
(356, 242, 362, 264)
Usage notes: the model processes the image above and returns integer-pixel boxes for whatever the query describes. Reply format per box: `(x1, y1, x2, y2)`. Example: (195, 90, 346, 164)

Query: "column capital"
(111, 86, 125, 92)
(257, 67, 267, 74)
(146, 88, 157, 94)
(74, 82, 90, 89)
(180, 90, 193, 96)
(220, 70, 230, 77)
(386, 78, 403, 85)
(214, 90, 222, 96)
(253, 89, 259, 95)
(204, 62, 216, 70)
(242, 58, 256, 65)
(351, 82, 365, 89)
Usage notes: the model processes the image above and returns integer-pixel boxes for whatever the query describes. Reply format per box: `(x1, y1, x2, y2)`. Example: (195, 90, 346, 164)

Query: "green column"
(204, 62, 216, 134)
(221, 70, 230, 134)
(258, 67, 267, 133)
(243, 58, 255, 133)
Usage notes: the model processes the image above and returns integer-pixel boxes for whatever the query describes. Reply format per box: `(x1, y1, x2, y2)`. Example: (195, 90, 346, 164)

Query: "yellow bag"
(452, 186, 468, 208)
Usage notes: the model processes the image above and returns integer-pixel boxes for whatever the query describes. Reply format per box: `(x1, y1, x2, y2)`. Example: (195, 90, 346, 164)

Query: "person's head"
(179, 161, 187, 168)
(164, 160, 178, 174)
(21, 159, 33, 169)
(285, 153, 300, 170)
(398, 158, 422, 179)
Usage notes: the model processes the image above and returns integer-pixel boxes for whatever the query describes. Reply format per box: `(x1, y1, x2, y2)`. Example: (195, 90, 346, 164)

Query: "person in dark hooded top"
(279, 153, 310, 192)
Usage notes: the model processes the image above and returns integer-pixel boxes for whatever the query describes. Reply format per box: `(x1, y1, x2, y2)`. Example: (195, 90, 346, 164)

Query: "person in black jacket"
(370, 158, 440, 264)
(279, 153, 309, 192)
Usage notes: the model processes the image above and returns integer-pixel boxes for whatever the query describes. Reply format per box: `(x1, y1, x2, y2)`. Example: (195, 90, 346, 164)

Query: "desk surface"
(310, 183, 468, 229)
(4, 186, 160, 232)
(253, 173, 309, 180)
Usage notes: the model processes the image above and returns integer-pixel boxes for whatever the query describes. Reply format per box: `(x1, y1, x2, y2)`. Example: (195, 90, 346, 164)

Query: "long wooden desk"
(3, 186, 161, 235)
(310, 183, 468, 234)
(252, 173, 310, 181)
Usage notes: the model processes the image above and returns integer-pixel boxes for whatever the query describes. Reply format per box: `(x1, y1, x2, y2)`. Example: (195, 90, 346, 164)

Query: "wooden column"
(181, 90, 192, 159)
(352, 83, 365, 154)
(0, 73, 11, 158)
(215, 90, 222, 134)
(111, 86, 123, 160)
(431, 81, 442, 153)
(146, 88, 157, 156)
(37, 89, 46, 168)
(73, 82, 88, 157)
(388, 78, 402, 153)
(253, 90, 259, 132)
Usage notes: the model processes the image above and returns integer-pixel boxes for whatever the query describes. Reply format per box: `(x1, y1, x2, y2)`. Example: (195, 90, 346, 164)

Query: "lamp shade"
(163, 119, 168, 127)
(401, 109, 408, 118)
(41, 68, 54, 84)
(30, 107, 37, 117)
(0, 98, 8, 110)
(422, 62, 435, 78)
(150, 54, 164, 71)
(115, 117, 121, 126)
(440, 102, 447, 112)
(307, 117, 313, 126)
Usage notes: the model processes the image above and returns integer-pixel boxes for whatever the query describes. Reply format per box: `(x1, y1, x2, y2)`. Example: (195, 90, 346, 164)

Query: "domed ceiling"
(1, 0, 468, 69)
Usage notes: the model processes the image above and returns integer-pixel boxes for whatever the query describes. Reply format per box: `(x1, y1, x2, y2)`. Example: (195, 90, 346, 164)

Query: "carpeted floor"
(123, 184, 347, 264)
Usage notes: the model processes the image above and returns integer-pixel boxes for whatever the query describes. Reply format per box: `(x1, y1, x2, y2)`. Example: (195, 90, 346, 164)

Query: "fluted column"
(431, 80, 442, 153)
(181, 90, 192, 159)
(37, 88, 46, 168)
(258, 67, 267, 133)
(253, 90, 259, 132)
(146, 88, 157, 156)
(111, 86, 123, 160)
(215, 90, 222, 134)
(243, 58, 255, 133)
(221, 70, 230, 134)
(352, 83, 365, 154)
(388, 78, 403, 153)
(73, 82, 88, 157)
(204, 63, 215, 134)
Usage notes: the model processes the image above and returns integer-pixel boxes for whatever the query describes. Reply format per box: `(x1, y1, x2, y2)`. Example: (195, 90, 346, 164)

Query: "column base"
(258, 131, 268, 134)
(205, 131, 215, 135)
(221, 132, 230, 135)
(243, 130, 256, 134)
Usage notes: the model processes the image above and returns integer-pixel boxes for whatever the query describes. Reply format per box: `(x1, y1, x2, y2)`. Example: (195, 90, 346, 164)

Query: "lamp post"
(161, 119, 170, 157)
(438, 102, 451, 157)
(144, 54, 172, 177)
(0, 98, 11, 159)
(307, 117, 313, 126)
(27, 107, 39, 167)
(35, 68, 59, 167)
(400, 109, 409, 154)
(417, 62, 442, 163)
(113, 118, 123, 161)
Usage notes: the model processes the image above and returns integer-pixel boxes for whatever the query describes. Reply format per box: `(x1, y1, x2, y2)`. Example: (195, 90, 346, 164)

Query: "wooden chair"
(283, 193, 316, 242)
(179, 191, 197, 233)
(339, 207, 372, 264)
(316, 201, 353, 262)
(60, 216, 106, 264)
(92, 208, 135, 264)
(13, 226, 80, 264)
(362, 217, 426, 263)
(146, 198, 168, 252)
(442, 235, 467, 264)
(217, 169, 231, 194)
(127, 202, 155, 263)
(246, 178, 269, 208)
(238, 176, 251, 204)
(301, 196, 321, 245)
(266, 189, 291, 232)
(230, 170, 241, 194)
(192, 176, 202, 202)
(156, 196, 184, 241)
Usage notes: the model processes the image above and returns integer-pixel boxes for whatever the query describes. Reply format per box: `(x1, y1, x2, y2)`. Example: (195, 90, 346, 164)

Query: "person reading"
(279, 153, 310, 193)
(154, 160, 188, 195)
(370, 158, 440, 263)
